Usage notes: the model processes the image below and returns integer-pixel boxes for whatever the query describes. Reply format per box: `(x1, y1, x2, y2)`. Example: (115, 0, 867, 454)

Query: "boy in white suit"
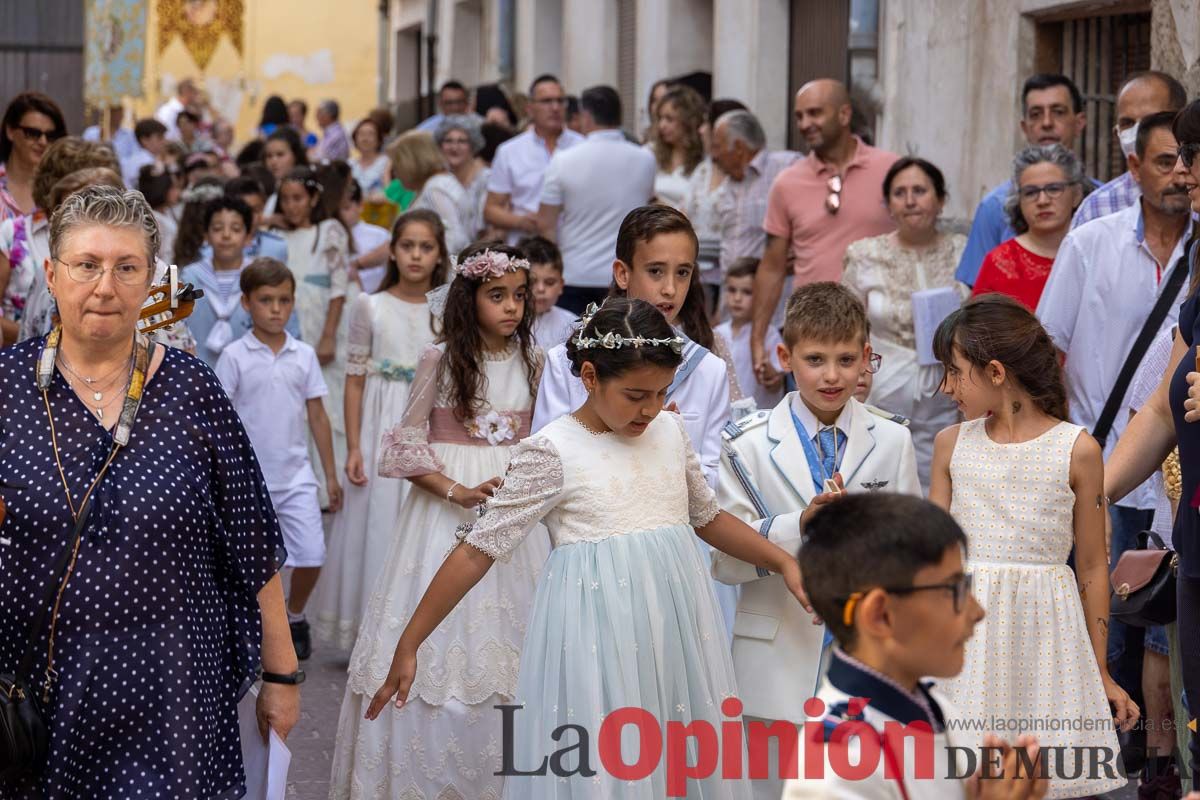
(713, 281, 921, 800)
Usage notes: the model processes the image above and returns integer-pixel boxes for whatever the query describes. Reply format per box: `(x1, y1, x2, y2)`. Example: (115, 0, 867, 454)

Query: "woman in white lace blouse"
(842, 157, 966, 490)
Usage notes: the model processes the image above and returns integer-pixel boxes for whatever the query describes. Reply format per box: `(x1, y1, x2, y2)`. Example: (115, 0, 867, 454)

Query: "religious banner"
(84, 0, 148, 106)
(157, 0, 244, 71)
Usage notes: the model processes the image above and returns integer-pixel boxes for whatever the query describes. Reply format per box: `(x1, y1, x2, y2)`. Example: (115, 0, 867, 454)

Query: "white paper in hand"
(911, 287, 962, 366)
(238, 686, 292, 800)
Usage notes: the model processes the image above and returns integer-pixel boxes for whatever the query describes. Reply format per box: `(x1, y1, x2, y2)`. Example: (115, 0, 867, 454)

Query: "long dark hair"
(608, 205, 712, 349)
(266, 127, 308, 169)
(173, 177, 226, 265)
(377, 209, 450, 294)
(0, 92, 66, 163)
(278, 166, 325, 229)
(313, 159, 353, 248)
(933, 293, 1068, 420)
(438, 242, 539, 421)
(1173, 100, 1200, 295)
(259, 95, 288, 129)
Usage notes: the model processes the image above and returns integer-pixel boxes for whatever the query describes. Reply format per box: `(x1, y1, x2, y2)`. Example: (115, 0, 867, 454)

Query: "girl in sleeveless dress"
(330, 243, 549, 799)
(365, 298, 811, 799)
(928, 294, 1136, 798)
(314, 209, 449, 651)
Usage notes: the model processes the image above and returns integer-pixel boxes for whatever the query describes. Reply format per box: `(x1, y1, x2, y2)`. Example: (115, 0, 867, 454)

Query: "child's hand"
(317, 334, 337, 366)
(800, 474, 846, 530)
(1184, 372, 1200, 422)
(759, 364, 784, 391)
(778, 558, 816, 619)
(453, 478, 501, 509)
(1103, 675, 1140, 732)
(326, 477, 344, 514)
(968, 734, 1049, 800)
(345, 449, 369, 487)
(365, 641, 418, 720)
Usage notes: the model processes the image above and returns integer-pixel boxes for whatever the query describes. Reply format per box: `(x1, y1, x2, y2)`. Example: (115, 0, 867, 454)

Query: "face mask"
(1118, 123, 1139, 158)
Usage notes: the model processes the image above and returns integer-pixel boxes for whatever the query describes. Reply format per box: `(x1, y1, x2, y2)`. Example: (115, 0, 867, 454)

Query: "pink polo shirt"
(763, 137, 897, 286)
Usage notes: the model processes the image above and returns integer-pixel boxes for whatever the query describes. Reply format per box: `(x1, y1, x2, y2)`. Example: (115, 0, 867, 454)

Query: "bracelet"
(446, 482, 460, 503)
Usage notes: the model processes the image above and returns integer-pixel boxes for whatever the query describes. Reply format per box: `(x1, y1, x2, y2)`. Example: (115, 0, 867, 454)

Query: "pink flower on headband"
(457, 249, 530, 280)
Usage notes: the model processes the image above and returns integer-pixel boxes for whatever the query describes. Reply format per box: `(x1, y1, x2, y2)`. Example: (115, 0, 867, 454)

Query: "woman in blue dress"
(365, 298, 812, 798)
(0, 185, 299, 798)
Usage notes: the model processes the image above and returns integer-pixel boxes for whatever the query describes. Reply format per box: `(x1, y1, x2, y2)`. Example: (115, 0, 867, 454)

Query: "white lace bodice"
(465, 412, 720, 561)
(344, 291, 435, 377)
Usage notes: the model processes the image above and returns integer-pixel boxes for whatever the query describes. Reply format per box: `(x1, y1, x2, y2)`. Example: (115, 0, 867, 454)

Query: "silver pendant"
(93, 391, 103, 402)
(96, 407, 104, 421)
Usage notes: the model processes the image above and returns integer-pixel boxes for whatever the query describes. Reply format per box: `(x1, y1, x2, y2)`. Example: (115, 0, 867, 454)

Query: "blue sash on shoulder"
(667, 334, 709, 400)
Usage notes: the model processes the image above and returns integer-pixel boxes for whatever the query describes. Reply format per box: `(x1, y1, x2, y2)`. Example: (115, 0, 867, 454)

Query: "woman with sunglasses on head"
(842, 156, 966, 491)
(971, 144, 1088, 310)
(0, 92, 66, 223)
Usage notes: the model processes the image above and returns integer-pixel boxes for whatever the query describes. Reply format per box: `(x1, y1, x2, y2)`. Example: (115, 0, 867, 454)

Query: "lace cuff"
(690, 494, 721, 529)
(377, 424, 444, 478)
(461, 437, 564, 562)
(346, 343, 371, 376)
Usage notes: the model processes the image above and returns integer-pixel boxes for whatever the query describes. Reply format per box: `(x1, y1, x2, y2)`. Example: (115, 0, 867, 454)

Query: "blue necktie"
(817, 427, 843, 479)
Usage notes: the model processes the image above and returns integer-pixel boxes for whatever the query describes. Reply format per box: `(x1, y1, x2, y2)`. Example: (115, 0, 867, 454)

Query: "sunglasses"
(1179, 142, 1200, 169)
(840, 573, 974, 627)
(825, 175, 842, 215)
(15, 125, 60, 143)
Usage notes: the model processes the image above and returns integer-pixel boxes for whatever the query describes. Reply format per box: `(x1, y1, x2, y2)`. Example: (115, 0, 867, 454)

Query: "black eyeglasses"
(1018, 182, 1069, 201)
(1179, 142, 1200, 169)
(15, 125, 60, 143)
(840, 573, 973, 627)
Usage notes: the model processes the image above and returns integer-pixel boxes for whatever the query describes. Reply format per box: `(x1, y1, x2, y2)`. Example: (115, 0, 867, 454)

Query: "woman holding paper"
(842, 156, 966, 491)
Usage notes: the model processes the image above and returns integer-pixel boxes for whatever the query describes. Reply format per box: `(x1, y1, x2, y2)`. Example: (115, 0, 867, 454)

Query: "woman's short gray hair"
(433, 113, 485, 155)
(1003, 143, 1091, 234)
(49, 184, 160, 269)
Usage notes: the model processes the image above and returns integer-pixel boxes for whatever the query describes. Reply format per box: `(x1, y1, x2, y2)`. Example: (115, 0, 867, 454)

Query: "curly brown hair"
(652, 86, 706, 176)
(438, 242, 540, 421)
(33, 137, 121, 211)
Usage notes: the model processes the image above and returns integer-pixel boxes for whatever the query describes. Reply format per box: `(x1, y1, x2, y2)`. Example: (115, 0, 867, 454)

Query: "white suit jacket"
(712, 394, 921, 722)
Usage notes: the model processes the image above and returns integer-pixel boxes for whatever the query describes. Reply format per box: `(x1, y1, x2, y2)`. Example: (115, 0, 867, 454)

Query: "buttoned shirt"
(717, 149, 800, 273)
(487, 127, 584, 244)
(1071, 170, 1141, 229)
(1037, 201, 1195, 508)
(214, 331, 327, 492)
(316, 122, 350, 161)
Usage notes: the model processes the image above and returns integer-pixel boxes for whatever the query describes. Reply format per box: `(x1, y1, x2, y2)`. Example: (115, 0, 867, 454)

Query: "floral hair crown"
(571, 302, 685, 355)
(181, 184, 224, 204)
(456, 249, 530, 280)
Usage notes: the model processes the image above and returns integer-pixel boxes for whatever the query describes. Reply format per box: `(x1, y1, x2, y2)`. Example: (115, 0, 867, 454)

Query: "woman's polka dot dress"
(0, 337, 286, 799)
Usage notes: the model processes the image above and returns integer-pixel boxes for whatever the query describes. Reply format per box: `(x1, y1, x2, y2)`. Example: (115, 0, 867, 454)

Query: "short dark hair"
(1120, 70, 1188, 112)
(440, 80, 467, 96)
(1135, 110, 1180, 159)
(707, 98, 747, 128)
(240, 257, 295, 295)
(225, 174, 267, 202)
(176, 109, 201, 126)
(346, 177, 364, 204)
(518, 235, 563, 272)
(565, 297, 683, 379)
(580, 85, 622, 128)
(615, 204, 698, 268)
(782, 281, 869, 348)
(137, 163, 174, 209)
(0, 91, 67, 163)
(1022, 73, 1083, 114)
(725, 257, 758, 281)
(288, 98, 308, 116)
(529, 74, 562, 96)
(1174, 98, 1200, 150)
(882, 156, 947, 202)
(801, 494, 968, 648)
(134, 118, 167, 144)
(204, 195, 253, 232)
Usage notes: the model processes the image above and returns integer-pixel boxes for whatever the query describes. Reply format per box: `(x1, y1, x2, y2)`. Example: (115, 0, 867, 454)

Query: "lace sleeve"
(710, 331, 744, 404)
(346, 292, 373, 375)
(671, 412, 720, 527)
(462, 436, 564, 562)
(321, 220, 350, 301)
(377, 345, 445, 478)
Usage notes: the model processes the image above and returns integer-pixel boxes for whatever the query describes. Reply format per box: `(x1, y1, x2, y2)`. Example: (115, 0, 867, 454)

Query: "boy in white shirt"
(519, 235, 578, 350)
(715, 257, 784, 412)
(215, 258, 343, 661)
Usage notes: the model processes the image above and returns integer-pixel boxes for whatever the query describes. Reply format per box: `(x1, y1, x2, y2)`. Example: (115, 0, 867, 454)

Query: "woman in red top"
(972, 144, 1087, 309)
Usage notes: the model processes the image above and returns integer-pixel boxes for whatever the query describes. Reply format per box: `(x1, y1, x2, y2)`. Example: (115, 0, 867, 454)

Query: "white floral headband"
(571, 302, 685, 355)
(181, 184, 224, 204)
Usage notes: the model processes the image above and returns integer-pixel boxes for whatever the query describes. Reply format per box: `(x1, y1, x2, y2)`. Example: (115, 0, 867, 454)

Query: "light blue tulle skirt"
(502, 524, 752, 799)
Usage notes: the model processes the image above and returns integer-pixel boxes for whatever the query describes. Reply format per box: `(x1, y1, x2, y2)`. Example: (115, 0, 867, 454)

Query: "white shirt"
(487, 127, 584, 245)
(532, 305, 578, 351)
(351, 220, 391, 292)
(155, 96, 185, 140)
(1037, 201, 1194, 509)
(715, 319, 783, 413)
(540, 129, 656, 287)
(214, 331, 328, 492)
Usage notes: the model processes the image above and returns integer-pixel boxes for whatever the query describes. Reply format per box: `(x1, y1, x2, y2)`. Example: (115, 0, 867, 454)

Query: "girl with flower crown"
(363, 297, 812, 799)
(314, 209, 451, 652)
(329, 242, 550, 799)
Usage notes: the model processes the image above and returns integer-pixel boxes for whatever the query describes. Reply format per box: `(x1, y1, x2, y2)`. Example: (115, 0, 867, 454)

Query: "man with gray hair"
(710, 109, 798, 281)
(315, 99, 349, 161)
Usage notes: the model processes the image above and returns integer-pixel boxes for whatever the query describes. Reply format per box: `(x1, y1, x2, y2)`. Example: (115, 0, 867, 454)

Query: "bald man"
(750, 79, 898, 381)
(1072, 70, 1188, 228)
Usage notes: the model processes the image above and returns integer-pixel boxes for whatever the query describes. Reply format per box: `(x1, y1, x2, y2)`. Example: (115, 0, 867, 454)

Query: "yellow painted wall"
(132, 1, 381, 147)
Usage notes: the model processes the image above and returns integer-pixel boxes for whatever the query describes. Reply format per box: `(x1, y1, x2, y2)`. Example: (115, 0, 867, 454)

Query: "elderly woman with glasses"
(971, 144, 1088, 310)
(0, 185, 298, 797)
(841, 156, 967, 490)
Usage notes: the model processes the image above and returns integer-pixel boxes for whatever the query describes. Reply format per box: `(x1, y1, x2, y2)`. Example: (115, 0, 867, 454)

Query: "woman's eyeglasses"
(55, 258, 149, 285)
(840, 573, 974, 626)
(1018, 182, 1069, 201)
(15, 125, 61, 144)
(825, 175, 843, 215)
(1179, 142, 1200, 169)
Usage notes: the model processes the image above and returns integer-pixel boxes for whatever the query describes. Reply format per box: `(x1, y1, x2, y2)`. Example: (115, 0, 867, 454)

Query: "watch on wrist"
(260, 668, 306, 685)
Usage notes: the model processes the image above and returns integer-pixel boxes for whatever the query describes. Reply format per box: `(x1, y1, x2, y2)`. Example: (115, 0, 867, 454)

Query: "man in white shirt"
(485, 74, 583, 246)
(1037, 110, 1194, 699)
(536, 85, 656, 313)
(154, 78, 199, 141)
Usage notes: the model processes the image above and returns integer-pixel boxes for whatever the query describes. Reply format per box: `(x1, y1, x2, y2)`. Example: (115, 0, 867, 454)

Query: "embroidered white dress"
(314, 291, 437, 650)
(463, 412, 749, 799)
(276, 219, 353, 497)
(940, 418, 1126, 798)
(330, 342, 550, 800)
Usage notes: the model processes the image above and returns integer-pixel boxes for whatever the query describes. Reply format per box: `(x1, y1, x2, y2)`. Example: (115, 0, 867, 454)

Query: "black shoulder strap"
(1093, 233, 1197, 447)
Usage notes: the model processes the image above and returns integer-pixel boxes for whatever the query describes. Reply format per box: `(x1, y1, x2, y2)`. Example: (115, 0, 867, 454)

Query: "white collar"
(790, 392, 853, 439)
(242, 330, 297, 354)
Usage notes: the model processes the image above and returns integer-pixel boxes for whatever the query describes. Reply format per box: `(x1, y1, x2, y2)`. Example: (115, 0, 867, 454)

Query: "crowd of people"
(1, 64, 1200, 800)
